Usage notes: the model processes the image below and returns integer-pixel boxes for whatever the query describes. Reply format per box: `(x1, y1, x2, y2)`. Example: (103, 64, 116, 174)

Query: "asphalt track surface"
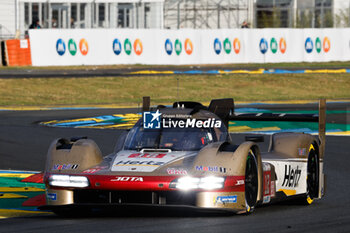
(0, 103, 349, 233)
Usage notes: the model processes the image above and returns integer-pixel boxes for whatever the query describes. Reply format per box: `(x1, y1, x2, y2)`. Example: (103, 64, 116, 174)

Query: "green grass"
(0, 73, 349, 106)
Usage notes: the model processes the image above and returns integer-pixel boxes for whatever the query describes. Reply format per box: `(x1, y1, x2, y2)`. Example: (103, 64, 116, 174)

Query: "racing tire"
(244, 150, 259, 213)
(297, 143, 319, 205)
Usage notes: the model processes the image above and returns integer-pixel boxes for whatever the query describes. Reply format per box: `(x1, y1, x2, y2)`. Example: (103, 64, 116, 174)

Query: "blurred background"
(1, 0, 350, 39)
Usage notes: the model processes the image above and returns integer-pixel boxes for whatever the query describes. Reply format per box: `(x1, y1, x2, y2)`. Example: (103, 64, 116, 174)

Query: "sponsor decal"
(79, 39, 88, 56)
(184, 38, 193, 55)
(134, 39, 143, 56)
(305, 37, 330, 54)
(259, 38, 268, 54)
(298, 148, 307, 156)
(264, 173, 271, 195)
(315, 37, 322, 53)
(270, 37, 278, 54)
(195, 165, 226, 173)
(111, 176, 143, 182)
(47, 193, 57, 201)
(83, 168, 101, 174)
(128, 153, 166, 159)
(323, 36, 330, 53)
(167, 168, 188, 175)
(83, 166, 107, 174)
(56, 39, 66, 56)
(263, 195, 270, 204)
(165, 39, 173, 55)
(113, 38, 122, 55)
(263, 163, 272, 202)
(143, 110, 161, 129)
(223, 38, 231, 54)
(52, 164, 79, 170)
(305, 37, 313, 53)
(271, 180, 276, 197)
(68, 39, 77, 56)
(124, 38, 132, 55)
(235, 180, 244, 185)
(215, 195, 237, 204)
(214, 38, 222, 55)
(279, 38, 286, 54)
(282, 165, 302, 187)
(233, 38, 240, 54)
(175, 39, 182, 55)
(213, 38, 238, 54)
(114, 160, 165, 166)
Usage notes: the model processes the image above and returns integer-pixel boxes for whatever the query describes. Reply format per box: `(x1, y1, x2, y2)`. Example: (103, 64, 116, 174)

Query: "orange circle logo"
(233, 38, 241, 54)
(79, 39, 88, 56)
(133, 39, 143, 56)
(184, 38, 193, 55)
(323, 37, 330, 53)
(279, 38, 286, 54)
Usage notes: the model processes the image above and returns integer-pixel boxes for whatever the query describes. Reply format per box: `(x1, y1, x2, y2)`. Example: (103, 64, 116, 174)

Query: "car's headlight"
(175, 176, 225, 191)
(48, 174, 89, 188)
(198, 176, 225, 190)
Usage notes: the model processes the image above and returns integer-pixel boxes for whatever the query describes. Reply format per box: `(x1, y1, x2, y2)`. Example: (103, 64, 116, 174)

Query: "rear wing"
(228, 99, 326, 157)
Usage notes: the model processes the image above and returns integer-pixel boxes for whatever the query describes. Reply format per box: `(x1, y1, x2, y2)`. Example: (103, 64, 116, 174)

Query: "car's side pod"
(45, 137, 103, 174)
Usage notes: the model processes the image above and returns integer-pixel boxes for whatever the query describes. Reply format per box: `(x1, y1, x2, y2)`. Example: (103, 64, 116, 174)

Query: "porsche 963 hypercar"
(40, 97, 326, 215)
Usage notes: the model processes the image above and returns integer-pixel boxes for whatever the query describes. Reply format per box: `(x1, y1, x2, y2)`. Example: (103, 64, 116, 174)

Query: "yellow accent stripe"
(129, 70, 175, 74)
(305, 69, 347, 74)
(229, 126, 252, 132)
(229, 126, 280, 133)
(327, 131, 350, 135)
(278, 189, 296, 196)
(0, 209, 51, 219)
(220, 69, 265, 74)
(0, 173, 34, 178)
(0, 193, 28, 199)
(0, 187, 45, 192)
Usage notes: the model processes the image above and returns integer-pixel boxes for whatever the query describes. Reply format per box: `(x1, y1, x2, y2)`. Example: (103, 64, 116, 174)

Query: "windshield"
(123, 119, 227, 151)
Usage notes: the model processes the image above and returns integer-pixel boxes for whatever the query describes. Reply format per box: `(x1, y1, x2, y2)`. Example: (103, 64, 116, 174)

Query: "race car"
(40, 97, 326, 215)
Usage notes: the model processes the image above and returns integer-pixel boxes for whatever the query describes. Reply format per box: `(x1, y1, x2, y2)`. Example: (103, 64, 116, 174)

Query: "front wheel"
(244, 149, 259, 213)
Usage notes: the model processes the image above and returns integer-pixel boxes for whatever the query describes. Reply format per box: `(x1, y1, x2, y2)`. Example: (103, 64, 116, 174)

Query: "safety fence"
(28, 28, 350, 66)
(1, 28, 350, 67)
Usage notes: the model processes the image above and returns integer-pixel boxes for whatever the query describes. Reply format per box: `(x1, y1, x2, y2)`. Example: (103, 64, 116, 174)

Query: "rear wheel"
(305, 144, 319, 204)
(245, 150, 259, 213)
(296, 143, 319, 205)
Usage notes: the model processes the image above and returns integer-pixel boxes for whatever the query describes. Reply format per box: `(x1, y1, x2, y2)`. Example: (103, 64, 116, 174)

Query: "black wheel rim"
(307, 147, 319, 199)
(245, 152, 258, 208)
